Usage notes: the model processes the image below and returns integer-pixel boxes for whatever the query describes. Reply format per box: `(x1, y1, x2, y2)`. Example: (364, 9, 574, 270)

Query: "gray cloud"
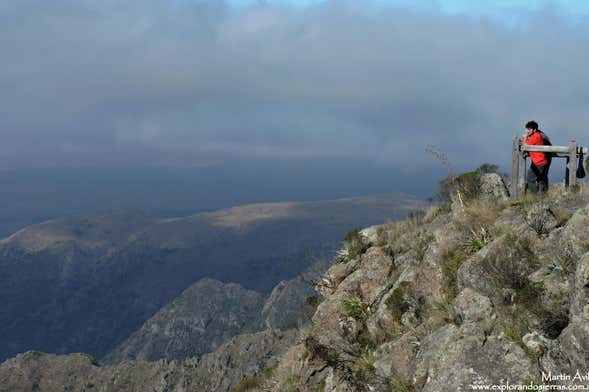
(1, 1, 589, 171)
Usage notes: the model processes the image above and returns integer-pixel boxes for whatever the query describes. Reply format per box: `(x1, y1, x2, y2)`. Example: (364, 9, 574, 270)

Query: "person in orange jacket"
(523, 120, 551, 193)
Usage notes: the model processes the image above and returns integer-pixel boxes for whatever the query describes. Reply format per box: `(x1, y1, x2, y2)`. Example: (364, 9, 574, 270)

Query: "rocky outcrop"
(262, 276, 316, 330)
(104, 278, 266, 362)
(0, 329, 298, 392)
(479, 173, 510, 200)
(261, 190, 589, 391)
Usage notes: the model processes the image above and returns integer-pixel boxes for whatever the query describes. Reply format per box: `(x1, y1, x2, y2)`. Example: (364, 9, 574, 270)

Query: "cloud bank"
(2, 0, 589, 171)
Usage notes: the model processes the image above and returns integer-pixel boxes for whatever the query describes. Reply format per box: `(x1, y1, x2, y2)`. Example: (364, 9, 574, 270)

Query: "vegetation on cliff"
(257, 174, 589, 391)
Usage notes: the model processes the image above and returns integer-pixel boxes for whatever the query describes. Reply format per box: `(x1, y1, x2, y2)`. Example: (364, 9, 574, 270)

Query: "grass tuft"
(342, 298, 370, 322)
(385, 282, 412, 323)
(440, 248, 467, 303)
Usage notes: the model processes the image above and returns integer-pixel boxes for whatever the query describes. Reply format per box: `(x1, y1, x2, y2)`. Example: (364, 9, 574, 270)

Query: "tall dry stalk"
(425, 145, 464, 208)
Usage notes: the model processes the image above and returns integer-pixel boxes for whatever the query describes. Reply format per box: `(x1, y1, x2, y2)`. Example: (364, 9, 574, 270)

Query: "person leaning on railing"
(523, 120, 551, 193)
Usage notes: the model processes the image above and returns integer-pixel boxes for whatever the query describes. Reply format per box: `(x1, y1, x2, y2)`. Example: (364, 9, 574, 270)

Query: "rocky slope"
(0, 193, 424, 361)
(0, 329, 298, 392)
(257, 178, 589, 391)
(104, 278, 266, 362)
(3, 178, 589, 391)
(105, 265, 326, 363)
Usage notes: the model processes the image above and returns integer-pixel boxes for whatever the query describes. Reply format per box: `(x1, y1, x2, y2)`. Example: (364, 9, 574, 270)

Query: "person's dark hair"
(525, 120, 539, 130)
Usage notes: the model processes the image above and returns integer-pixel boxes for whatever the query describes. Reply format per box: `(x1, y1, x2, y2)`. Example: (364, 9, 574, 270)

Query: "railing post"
(518, 140, 526, 196)
(511, 136, 520, 198)
(568, 140, 578, 190)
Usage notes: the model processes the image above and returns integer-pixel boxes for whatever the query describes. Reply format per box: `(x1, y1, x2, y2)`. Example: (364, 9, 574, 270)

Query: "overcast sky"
(1, 0, 589, 174)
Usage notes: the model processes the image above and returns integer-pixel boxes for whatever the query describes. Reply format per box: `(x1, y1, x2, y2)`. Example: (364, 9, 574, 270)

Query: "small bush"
(555, 241, 576, 274)
(455, 198, 503, 253)
(338, 228, 368, 262)
(512, 193, 536, 211)
(483, 233, 538, 291)
(408, 209, 426, 225)
(499, 305, 529, 344)
(411, 230, 434, 261)
(376, 221, 414, 256)
(230, 367, 277, 392)
(436, 163, 500, 203)
(440, 248, 467, 303)
(230, 376, 263, 392)
(498, 278, 568, 344)
(514, 281, 545, 307)
(353, 349, 376, 388)
(385, 282, 412, 323)
(433, 300, 454, 326)
(514, 281, 569, 339)
(304, 295, 321, 308)
(343, 298, 370, 322)
(468, 231, 491, 253)
(394, 379, 416, 392)
(526, 205, 558, 236)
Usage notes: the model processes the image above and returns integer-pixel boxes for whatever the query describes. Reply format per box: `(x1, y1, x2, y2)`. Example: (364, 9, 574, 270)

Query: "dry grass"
(422, 204, 444, 223)
(377, 218, 434, 262)
(454, 198, 504, 234)
(546, 183, 568, 198)
(376, 221, 412, 252)
(454, 198, 505, 253)
(480, 232, 538, 292)
(546, 182, 589, 198)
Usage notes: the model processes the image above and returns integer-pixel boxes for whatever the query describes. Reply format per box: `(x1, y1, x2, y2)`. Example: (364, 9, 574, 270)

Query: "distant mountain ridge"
(104, 278, 266, 363)
(0, 193, 426, 361)
(0, 328, 298, 392)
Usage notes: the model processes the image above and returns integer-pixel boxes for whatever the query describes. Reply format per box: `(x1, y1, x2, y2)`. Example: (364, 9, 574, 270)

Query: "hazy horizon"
(0, 159, 442, 237)
(1, 0, 587, 234)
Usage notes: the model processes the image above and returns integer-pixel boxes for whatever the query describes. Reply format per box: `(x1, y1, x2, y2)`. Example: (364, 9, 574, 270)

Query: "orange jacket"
(524, 131, 549, 166)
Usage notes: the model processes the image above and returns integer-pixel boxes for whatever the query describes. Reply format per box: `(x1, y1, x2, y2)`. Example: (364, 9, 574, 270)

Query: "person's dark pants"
(527, 163, 550, 193)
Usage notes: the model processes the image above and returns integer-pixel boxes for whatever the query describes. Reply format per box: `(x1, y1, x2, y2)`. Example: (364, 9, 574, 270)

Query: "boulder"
(452, 288, 494, 331)
(414, 326, 537, 392)
(373, 331, 419, 382)
(479, 173, 509, 201)
(262, 276, 315, 330)
(561, 204, 589, 258)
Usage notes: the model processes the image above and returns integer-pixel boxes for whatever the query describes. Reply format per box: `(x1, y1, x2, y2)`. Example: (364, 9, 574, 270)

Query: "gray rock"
(543, 252, 589, 375)
(479, 173, 509, 200)
(452, 288, 494, 330)
(415, 330, 537, 392)
(373, 331, 419, 381)
(262, 276, 316, 330)
(457, 233, 538, 298)
(522, 331, 548, 356)
(561, 204, 589, 259)
(360, 225, 380, 246)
